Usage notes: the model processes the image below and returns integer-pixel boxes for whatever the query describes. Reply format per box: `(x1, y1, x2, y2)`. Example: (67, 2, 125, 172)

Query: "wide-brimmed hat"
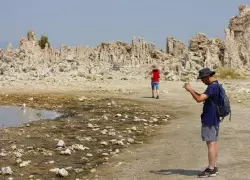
(197, 68, 215, 79)
(151, 64, 158, 69)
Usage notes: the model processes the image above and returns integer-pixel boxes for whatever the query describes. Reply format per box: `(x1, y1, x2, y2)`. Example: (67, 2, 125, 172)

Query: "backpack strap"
(209, 82, 232, 122)
(208, 82, 222, 121)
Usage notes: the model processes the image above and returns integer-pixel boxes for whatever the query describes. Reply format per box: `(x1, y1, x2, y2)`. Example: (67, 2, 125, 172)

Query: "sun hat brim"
(197, 71, 215, 79)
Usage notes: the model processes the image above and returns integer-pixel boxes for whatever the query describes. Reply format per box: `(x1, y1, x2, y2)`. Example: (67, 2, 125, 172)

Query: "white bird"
(21, 103, 26, 115)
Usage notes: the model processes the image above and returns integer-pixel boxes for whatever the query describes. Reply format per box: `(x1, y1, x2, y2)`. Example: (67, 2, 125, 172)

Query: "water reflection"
(0, 105, 61, 128)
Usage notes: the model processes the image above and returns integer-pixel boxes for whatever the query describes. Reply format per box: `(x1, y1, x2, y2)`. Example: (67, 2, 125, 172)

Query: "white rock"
(102, 115, 108, 120)
(57, 140, 65, 147)
(115, 114, 122, 117)
(100, 129, 108, 134)
(0, 152, 7, 157)
(17, 149, 24, 153)
(92, 128, 100, 131)
(27, 146, 34, 150)
(16, 158, 22, 164)
(49, 168, 59, 173)
(7, 177, 13, 180)
(86, 153, 93, 157)
(108, 131, 116, 136)
(153, 118, 158, 122)
(100, 141, 108, 146)
(117, 140, 124, 146)
(72, 144, 89, 151)
(48, 160, 55, 164)
(11, 145, 17, 150)
(110, 149, 120, 156)
(115, 162, 124, 167)
(82, 137, 92, 141)
(131, 126, 137, 131)
(60, 148, 71, 155)
(133, 116, 140, 122)
(20, 160, 31, 167)
(75, 168, 84, 173)
(42, 150, 53, 157)
(115, 149, 120, 153)
(51, 168, 69, 177)
(1, 166, 13, 175)
(127, 138, 135, 143)
(110, 139, 118, 144)
(90, 168, 96, 173)
(13, 151, 22, 158)
(81, 157, 88, 161)
(87, 123, 93, 128)
(78, 96, 87, 101)
(65, 166, 73, 171)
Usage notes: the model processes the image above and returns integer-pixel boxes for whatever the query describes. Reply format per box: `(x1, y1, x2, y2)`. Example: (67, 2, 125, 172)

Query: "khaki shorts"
(201, 125, 219, 142)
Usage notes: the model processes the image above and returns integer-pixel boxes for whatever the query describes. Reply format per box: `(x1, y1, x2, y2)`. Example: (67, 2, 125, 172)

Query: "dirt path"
(96, 81, 250, 180)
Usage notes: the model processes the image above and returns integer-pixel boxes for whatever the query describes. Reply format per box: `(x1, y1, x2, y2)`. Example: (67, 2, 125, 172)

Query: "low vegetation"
(38, 35, 50, 49)
(215, 67, 250, 79)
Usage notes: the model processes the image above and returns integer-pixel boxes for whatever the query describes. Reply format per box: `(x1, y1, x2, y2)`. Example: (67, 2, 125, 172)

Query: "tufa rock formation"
(0, 4, 250, 83)
(224, 4, 250, 69)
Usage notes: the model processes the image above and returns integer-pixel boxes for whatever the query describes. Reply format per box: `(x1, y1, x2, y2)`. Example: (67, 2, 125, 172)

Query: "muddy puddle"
(0, 93, 173, 180)
(0, 105, 61, 128)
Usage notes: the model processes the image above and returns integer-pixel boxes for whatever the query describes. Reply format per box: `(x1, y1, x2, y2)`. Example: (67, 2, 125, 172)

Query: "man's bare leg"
(156, 90, 159, 96)
(215, 141, 218, 167)
(207, 141, 217, 169)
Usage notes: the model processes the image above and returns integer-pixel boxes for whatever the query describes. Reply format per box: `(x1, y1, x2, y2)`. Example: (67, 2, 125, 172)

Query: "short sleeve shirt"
(152, 71, 160, 82)
(201, 81, 220, 126)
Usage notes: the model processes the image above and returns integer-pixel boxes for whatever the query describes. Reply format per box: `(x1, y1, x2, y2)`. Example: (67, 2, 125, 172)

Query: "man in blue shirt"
(184, 68, 220, 178)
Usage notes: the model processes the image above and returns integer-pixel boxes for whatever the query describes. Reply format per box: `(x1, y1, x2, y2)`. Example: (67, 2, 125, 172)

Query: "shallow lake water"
(0, 106, 61, 128)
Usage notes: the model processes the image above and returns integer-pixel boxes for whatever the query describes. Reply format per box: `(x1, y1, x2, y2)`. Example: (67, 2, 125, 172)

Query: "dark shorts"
(201, 125, 219, 142)
(151, 82, 159, 90)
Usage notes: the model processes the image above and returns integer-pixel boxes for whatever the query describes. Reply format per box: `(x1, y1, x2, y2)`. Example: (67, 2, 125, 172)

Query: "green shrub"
(99, 72, 105, 76)
(77, 72, 85, 77)
(38, 35, 50, 49)
(85, 75, 92, 80)
(180, 76, 191, 82)
(215, 67, 247, 79)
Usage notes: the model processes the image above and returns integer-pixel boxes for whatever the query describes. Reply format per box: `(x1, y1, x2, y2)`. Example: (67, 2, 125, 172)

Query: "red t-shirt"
(151, 70, 160, 82)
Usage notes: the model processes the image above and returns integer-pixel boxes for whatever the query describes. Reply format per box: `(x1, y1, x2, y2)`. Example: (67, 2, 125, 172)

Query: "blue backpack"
(210, 82, 231, 122)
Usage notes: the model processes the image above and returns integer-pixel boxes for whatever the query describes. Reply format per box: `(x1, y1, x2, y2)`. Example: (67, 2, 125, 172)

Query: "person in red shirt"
(151, 65, 160, 99)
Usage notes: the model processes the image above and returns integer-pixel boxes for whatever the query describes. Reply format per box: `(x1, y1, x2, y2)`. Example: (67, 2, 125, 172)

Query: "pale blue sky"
(0, 0, 249, 49)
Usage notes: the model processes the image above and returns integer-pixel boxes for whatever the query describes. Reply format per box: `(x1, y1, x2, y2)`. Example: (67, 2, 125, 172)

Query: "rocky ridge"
(0, 5, 250, 84)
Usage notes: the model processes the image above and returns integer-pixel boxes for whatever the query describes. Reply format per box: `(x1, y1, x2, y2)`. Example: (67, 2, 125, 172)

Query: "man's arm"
(184, 82, 208, 103)
(189, 89, 208, 103)
(194, 91, 201, 96)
